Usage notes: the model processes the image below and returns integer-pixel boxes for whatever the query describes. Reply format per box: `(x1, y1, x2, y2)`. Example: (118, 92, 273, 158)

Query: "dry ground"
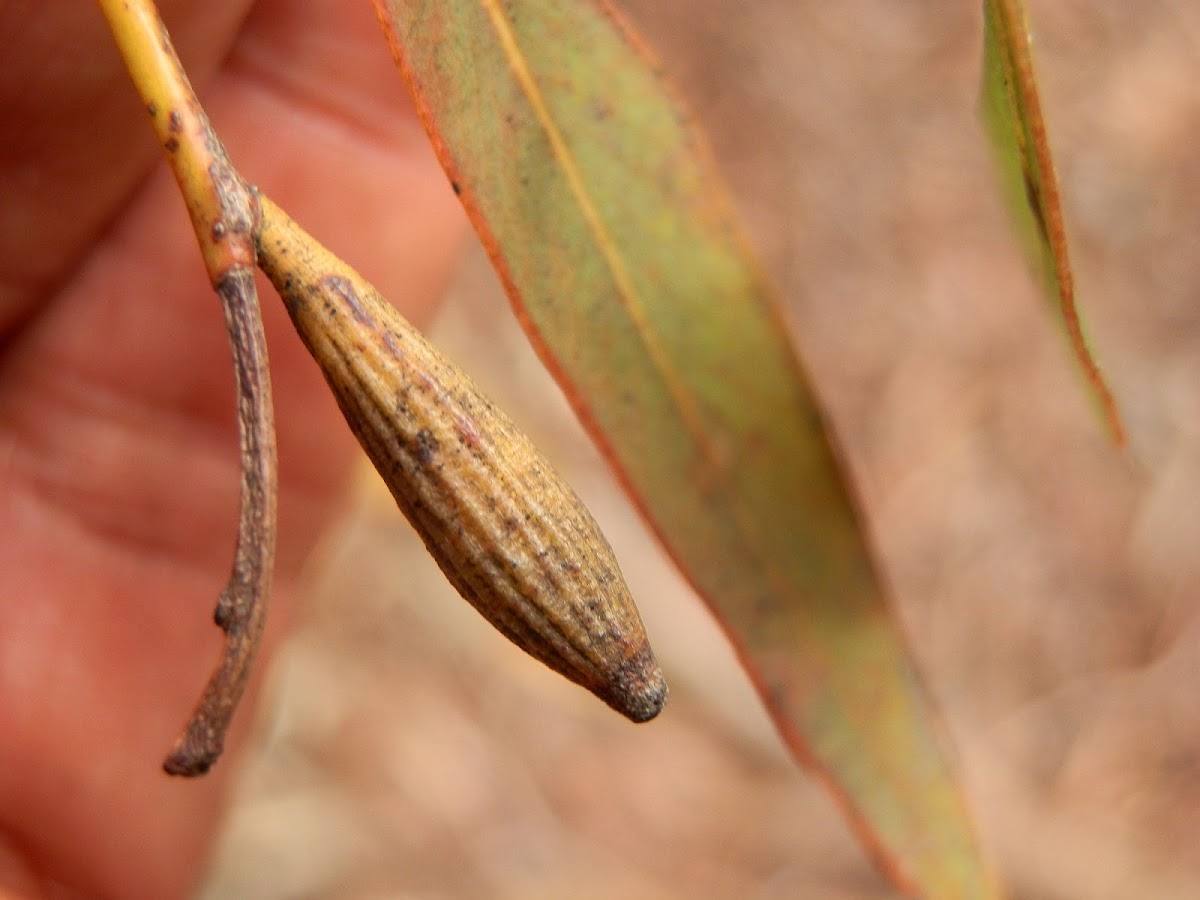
(201, 2, 1200, 897)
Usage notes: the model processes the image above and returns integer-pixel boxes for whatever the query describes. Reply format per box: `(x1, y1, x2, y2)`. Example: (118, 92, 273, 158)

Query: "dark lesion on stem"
(163, 263, 278, 777)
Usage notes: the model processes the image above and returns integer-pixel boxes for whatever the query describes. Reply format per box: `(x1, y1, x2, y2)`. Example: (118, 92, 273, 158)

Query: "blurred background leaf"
(981, 0, 1123, 444)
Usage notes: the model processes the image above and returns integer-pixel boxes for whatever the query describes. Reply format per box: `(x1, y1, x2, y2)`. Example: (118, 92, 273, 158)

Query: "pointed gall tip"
(605, 645, 668, 723)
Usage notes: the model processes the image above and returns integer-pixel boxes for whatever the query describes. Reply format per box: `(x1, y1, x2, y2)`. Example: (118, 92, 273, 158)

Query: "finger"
(0, 0, 254, 332)
(0, 0, 465, 896)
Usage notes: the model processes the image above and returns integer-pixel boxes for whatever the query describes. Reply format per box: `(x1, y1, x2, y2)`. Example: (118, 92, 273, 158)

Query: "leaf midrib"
(478, 0, 804, 609)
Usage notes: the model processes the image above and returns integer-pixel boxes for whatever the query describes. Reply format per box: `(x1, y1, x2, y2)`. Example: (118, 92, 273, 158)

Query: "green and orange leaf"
(374, 0, 1000, 895)
(981, 0, 1124, 445)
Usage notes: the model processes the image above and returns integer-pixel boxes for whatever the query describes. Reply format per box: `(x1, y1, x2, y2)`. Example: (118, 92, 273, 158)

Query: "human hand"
(0, 1, 466, 895)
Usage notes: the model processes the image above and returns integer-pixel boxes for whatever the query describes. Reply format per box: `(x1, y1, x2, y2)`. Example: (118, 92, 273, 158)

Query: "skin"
(0, 0, 466, 896)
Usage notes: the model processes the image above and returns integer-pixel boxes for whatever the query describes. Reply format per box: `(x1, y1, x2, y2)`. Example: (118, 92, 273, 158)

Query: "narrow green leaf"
(981, 0, 1124, 444)
(376, 1, 1000, 894)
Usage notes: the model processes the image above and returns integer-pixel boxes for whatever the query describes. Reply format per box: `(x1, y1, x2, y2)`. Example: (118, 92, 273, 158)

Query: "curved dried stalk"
(96, 0, 277, 776)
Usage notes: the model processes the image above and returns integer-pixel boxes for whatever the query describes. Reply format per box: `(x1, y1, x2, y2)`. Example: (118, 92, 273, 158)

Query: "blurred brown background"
(201, 2, 1200, 897)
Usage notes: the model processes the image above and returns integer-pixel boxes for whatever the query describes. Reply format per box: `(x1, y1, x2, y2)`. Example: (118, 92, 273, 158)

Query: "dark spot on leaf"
(451, 180, 462, 196)
(168, 109, 182, 133)
(766, 679, 789, 711)
(164, 137, 180, 153)
(1023, 168, 1049, 241)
